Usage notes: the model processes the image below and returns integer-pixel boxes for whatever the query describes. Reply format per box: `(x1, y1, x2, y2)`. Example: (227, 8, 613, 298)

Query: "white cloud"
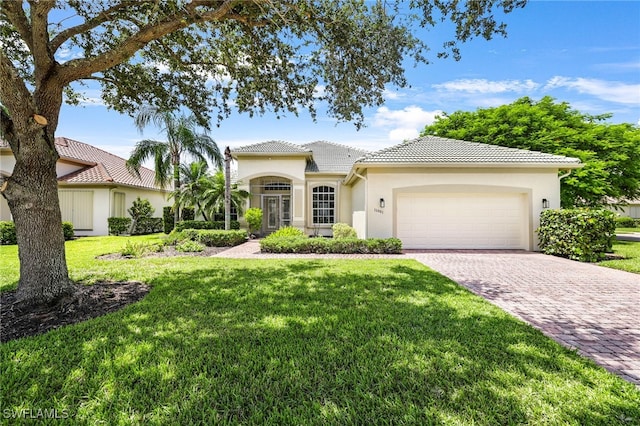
(545, 76, 640, 105)
(432, 79, 540, 94)
(373, 106, 443, 142)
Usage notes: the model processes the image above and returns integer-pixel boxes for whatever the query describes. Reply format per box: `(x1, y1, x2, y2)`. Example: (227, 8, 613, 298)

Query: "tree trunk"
(224, 146, 231, 231)
(173, 163, 180, 225)
(4, 132, 74, 304)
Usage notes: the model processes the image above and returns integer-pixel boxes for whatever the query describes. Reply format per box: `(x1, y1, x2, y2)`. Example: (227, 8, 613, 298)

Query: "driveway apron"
(406, 251, 640, 387)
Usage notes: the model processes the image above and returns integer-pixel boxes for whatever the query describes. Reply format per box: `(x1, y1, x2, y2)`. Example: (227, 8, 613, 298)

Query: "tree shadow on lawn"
(2, 259, 638, 425)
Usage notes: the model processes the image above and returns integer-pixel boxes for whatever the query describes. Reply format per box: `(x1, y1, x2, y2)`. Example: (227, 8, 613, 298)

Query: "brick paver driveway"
(406, 251, 640, 387)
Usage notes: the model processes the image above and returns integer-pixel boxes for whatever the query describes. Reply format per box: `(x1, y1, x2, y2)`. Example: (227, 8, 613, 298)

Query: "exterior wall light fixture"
(379, 198, 385, 208)
(542, 198, 549, 209)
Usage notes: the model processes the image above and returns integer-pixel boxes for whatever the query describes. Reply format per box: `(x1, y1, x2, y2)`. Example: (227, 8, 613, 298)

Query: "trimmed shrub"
(62, 222, 74, 240)
(175, 240, 205, 252)
(131, 217, 163, 235)
(108, 217, 132, 235)
(616, 216, 637, 228)
(260, 236, 402, 254)
(175, 220, 240, 231)
(244, 208, 263, 235)
(195, 229, 247, 247)
(332, 223, 357, 239)
(537, 209, 616, 262)
(1, 221, 76, 244)
(163, 206, 174, 234)
(0, 221, 17, 245)
(181, 207, 195, 221)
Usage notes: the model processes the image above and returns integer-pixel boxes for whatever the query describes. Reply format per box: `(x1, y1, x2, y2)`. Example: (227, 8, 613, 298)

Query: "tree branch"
(1, 0, 34, 52)
(29, 0, 56, 84)
(50, 3, 132, 52)
(0, 49, 34, 140)
(57, 0, 240, 84)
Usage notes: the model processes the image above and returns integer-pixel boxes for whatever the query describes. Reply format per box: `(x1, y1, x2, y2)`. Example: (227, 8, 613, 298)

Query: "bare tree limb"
(50, 3, 133, 52)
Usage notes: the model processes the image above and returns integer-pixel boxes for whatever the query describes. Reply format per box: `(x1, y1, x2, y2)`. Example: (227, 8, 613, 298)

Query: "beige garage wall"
(362, 167, 562, 250)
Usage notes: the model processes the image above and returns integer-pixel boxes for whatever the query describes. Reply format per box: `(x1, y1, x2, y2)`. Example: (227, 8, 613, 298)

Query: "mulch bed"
(1, 281, 150, 343)
(96, 245, 228, 260)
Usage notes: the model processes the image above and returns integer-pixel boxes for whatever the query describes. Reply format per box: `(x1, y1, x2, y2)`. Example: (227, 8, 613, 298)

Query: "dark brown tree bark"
(3, 129, 74, 303)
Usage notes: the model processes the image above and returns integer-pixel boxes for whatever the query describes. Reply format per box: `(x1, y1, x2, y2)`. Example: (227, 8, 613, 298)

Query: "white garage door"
(396, 193, 528, 249)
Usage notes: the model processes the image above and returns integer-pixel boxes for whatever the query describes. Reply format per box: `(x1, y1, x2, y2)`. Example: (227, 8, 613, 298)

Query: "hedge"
(260, 236, 403, 254)
(537, 209, 616, 262)
(175, 220, 240, 231)
(1, 220, 74, 244)
(108, 217, 132, 235)
(615, 216, 637, 228)
(195, 230, 248, 247)
(131, 217, 163, 235)
(0, 221, 17, 245)
(163, 206, 174, 234)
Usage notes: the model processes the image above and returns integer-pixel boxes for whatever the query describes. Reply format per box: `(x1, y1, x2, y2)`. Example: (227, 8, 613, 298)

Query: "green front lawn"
(600, 241, 640, 274)
(616, 227, 639, 234)
(1, 236, 639, 424)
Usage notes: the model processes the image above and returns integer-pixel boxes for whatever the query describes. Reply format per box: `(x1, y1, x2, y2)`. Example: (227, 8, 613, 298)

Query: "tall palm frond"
(201, 171, 250, 219)
(127, 107, 223, 224)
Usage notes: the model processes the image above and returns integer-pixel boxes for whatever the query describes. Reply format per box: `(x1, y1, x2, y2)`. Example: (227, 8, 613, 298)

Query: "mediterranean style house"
(0, 137, 169, 236)
(232, 137, 582, 250)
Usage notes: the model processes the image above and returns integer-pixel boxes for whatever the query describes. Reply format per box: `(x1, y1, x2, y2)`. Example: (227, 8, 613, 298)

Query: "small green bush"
(163, 230, 189, 246)
(108, 217, 132, 235)
(269, 226, 305, 238)
(175, 220, 240, 231)
(260, 236, 402, 254)
(195, 230, 247, 247)
(1, 220, 80, 244)
(62, 222, 74, 240)
(244, 208, 263, 234)
(0, 221, 17, 245)
(616, 216, 637, 228)
(332, 223, 357, 239)
(537, 209, 616, 262)
(181, 207, 195, 221)
(131, 217, 163, 235)
(163, 206, 174, 234)
(119, 240, 163, 258)
(175, 240, 205, 252)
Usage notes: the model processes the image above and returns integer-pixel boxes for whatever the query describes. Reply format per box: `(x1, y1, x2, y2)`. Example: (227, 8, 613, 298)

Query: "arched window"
(312, 186, 335, 224)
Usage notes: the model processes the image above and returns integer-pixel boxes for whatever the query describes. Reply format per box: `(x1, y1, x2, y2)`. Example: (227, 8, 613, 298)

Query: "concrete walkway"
(216, 241, 640, 386)
(407, 251, 640, 387)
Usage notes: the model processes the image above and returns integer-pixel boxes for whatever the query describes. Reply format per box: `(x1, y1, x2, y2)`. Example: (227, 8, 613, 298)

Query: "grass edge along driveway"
(1, 243, 638, 424)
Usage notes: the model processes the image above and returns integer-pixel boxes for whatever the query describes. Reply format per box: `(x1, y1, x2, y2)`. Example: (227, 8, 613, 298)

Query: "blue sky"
(56, 1, 640, 161)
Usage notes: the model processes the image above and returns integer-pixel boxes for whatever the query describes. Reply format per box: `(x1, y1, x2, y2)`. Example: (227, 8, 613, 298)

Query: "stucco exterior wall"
(350, 173, 367, 239)
(236, 156, 307, 184)
(359, 167, 562, 250)
(59, 185, 168, 236)
(304, 176, 351, 237)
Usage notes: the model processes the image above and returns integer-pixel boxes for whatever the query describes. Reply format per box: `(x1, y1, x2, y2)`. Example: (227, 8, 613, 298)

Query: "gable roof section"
(302, 141, 369, 173)
(231, 140, 312, 156)
(357, 136, 582, 166)
(1, 137, 161, 190)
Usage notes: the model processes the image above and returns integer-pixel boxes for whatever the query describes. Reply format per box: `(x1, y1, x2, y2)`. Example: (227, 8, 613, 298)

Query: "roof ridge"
(96, 162, 114, 182)
(302, 140, 369, 153)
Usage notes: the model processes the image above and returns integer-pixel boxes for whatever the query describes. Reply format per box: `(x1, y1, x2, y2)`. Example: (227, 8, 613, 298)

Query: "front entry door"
(264, 196, 280, 234)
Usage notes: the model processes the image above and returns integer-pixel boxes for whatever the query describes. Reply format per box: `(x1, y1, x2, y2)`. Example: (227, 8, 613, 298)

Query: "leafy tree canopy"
(421, 96, 640, 207)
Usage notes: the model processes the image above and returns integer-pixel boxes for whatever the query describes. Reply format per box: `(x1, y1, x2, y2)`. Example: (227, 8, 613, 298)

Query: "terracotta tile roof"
(1, 137, 162, 190)
(231, 140, 312, 155)
(357, 136, 582, 166)
(302, 141, 369, 173)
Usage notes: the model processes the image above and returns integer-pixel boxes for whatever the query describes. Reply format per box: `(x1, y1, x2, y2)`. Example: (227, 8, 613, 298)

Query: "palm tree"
(126, 107, 222, 225)
(171, 161, 212, 221)
(201, 170, 250, 221)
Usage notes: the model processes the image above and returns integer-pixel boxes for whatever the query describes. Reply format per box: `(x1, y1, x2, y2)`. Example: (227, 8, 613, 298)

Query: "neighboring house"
(232, 136, 582, 250)
(0, 137, 169, 236)
(618, 200, 640, 219)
